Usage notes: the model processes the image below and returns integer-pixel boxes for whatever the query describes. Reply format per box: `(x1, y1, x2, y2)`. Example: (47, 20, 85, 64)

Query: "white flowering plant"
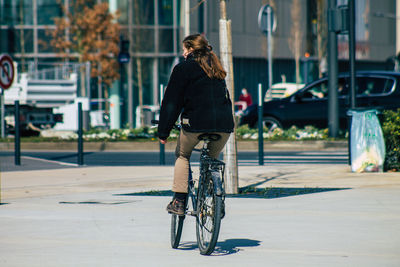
(235, 125, 331, 141)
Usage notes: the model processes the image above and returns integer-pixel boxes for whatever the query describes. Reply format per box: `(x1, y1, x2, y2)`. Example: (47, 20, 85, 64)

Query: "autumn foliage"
(51, 0, 120, 86)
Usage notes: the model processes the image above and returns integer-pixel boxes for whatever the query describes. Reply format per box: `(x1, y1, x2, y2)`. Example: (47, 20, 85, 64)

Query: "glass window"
(38, 29, 57, 53)
(303, 80, 328, 99)
(337, 78, 348, 96)
(132, 0, 154, 25)
(37, 0, 63, 25)
(0, 28, 16, 53)
(1, 28, 34, 53)
(117, 0, 129, 25)
(159, 29, 174, 53)
(132, 28, 154, 52)
(159, 0, 173, 25)
(1, 0, 33, 25)
(159, 57, 175, 86)
(356, 77, 396, 96)
(132, 58, 153, 105)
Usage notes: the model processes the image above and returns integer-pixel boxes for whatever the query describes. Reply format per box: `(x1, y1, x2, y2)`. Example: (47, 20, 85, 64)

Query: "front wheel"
(171, 214, 185, 248)
(196, 172, 222, 255)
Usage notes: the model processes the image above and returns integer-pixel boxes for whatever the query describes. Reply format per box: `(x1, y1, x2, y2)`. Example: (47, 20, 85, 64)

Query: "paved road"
(1, 163, 400, 266)
(0, 150, 349, 172)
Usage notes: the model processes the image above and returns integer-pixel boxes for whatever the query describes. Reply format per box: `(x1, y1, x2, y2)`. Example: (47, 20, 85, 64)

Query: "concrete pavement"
(1, 163, 400, 266)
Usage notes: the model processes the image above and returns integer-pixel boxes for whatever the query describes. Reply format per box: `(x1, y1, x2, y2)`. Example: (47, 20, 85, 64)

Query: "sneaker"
(166, 199, 185, 215)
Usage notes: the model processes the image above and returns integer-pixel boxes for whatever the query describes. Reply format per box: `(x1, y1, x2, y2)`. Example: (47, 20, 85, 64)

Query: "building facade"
(0, 0, 396, 128)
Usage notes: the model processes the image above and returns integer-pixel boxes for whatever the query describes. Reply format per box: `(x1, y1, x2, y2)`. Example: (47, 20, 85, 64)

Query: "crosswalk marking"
(190, 151, 349, 166)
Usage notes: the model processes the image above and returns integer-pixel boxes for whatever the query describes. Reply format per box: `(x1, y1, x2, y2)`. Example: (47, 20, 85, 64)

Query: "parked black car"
(240, 71, 400, 130)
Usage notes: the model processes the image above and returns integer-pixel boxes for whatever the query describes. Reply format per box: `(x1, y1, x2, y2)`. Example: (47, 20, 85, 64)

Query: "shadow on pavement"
(170, 238, 261, 256)
(115, 187, 350, 199)
(232, 186, 350, 199)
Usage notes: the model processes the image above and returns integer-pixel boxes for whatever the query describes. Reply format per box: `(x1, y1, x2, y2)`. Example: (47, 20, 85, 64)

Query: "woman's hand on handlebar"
(159, 138, 167, 144)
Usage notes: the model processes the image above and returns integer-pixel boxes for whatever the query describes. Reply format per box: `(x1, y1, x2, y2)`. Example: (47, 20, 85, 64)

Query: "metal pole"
(328, 0, 339, 138)
(159, 84, 165, 165)
(266, 6, 273, 101)
(0, 89, 4, 138)
(14, 100, 20, 165)
(86, 61, 91, 103)
(78, 102, 84, 165)
(397, 0, 400, 56)
(258, 83, 264, 166)
(349, 0, 356, 109)
(184, 0, 190, 36)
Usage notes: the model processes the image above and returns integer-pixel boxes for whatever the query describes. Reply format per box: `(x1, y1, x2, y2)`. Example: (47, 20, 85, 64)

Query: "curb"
(0, 140, 348, 151)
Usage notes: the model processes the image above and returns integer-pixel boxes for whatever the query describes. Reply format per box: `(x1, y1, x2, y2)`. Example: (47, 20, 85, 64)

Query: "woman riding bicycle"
(158, 33, 234, 215)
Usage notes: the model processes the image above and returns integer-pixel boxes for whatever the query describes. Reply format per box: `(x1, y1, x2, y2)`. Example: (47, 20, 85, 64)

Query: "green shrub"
(382, 108, 400, 171)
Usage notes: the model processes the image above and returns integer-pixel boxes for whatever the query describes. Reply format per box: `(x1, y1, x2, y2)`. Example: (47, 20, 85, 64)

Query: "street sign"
(258, 4, 276, 34)
(0, 54, 15, 89)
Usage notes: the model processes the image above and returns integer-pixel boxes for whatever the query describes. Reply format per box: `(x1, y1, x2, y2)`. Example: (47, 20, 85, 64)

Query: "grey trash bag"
(347, 109, 386, 173)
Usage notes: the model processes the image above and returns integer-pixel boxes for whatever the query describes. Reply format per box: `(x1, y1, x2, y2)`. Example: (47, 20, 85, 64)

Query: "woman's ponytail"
(183, 34, 226, 80)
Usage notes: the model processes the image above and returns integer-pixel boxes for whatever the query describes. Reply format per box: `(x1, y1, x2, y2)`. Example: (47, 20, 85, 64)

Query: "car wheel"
(263, 116, 282, 132)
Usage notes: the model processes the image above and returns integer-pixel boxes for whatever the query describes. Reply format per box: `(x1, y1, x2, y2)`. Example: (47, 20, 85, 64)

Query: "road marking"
(22, 156, 79, 167)
(190, 152, 349, 166)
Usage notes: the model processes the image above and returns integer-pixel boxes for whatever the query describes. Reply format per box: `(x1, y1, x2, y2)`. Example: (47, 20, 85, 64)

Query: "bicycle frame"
(186, 139, 225, 217)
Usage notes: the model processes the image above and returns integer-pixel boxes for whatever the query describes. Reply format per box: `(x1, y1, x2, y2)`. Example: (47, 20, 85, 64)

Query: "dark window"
(159, 0, 173, 25)
(132, 28, 154, 52)
(338, 77, 349, 96)
(37, 0, 63, 25)
(38, 29, 56, 53)
(303, 80, 328, 99)
(132, 0, 154, 25)
(356, 77, 395, 96)
(1, 28, 34, 53)
(159, 29, 173, 53)
(132, 58, 153, 105)
(1, 0, 33, 25)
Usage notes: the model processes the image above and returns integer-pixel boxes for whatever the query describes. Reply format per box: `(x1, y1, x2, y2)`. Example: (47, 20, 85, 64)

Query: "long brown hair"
(183, 34, 226, 80)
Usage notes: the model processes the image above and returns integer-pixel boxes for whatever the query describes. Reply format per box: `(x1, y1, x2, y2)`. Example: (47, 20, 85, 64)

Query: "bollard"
(258, 84, 264, 165)
(78, 102, 84, 165)
(14, 100, 20, 165)
(160, 142, 165, 165)
(159, 84, 165, 165)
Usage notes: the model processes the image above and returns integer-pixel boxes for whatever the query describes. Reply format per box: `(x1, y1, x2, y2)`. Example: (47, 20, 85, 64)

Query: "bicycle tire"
(196, 171, 222, 255)
(171, 214, 185, 248)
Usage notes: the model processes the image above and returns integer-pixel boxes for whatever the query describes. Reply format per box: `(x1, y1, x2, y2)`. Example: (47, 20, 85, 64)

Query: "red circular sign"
(0, 54, 15, 89)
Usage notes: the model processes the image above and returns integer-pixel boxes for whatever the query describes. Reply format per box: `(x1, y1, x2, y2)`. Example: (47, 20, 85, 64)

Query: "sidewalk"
(1, 164, 400, 266)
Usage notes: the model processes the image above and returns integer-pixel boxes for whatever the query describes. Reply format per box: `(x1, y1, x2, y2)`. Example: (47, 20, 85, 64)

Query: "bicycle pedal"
(186, 210, 199, 216)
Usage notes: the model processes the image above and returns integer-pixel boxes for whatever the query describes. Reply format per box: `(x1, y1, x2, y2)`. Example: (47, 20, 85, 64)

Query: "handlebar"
(151, 119, 201, 152)
(151, 119, 181, 130)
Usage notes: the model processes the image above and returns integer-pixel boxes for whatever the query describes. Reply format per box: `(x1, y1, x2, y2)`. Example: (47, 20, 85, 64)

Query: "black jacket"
(158, 54, 234, 140)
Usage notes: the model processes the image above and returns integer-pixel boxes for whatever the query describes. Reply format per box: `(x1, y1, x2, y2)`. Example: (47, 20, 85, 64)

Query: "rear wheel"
(171, 214, 185, 248)
(196, 172, 222, 255)
(263, 116, 282, 132)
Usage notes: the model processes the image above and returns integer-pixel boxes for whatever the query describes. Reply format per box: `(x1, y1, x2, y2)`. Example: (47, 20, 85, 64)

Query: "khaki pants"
(173, 129, 231, 193)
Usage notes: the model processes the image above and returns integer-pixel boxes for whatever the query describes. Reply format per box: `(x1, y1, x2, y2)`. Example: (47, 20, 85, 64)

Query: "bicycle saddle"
(197, 133, 221, 141)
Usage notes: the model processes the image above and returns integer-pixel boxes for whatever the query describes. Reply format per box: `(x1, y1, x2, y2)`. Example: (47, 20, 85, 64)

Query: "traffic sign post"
(0, 54, 15, 89)
(258, 5, 276, 101)
(0, 54, 15, 138)
(1, 88, 4, 138)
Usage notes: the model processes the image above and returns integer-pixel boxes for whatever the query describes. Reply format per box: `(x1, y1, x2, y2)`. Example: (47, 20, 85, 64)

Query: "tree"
(288, 0, 303, 84)
(219, 0, 238, 194)
(317, 0, 328, 78)
(50, 0, 120, 97)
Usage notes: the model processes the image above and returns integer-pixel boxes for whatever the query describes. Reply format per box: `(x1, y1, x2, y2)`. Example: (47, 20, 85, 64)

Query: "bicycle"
(153, 120, 226, 255)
